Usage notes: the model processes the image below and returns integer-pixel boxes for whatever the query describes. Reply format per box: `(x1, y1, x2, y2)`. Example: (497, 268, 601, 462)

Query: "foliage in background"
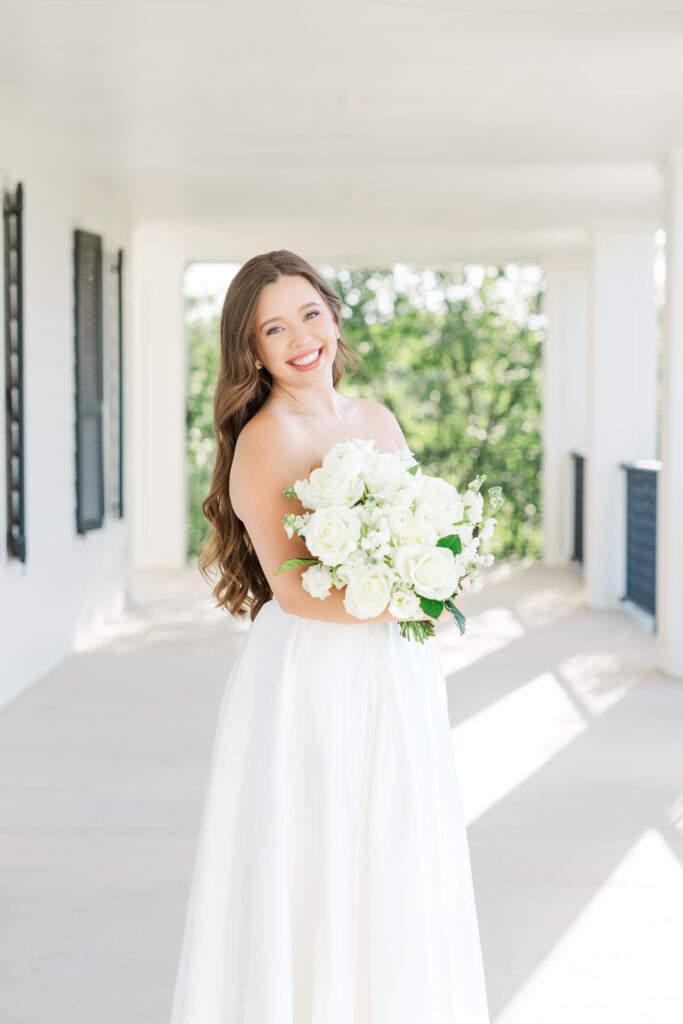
(186, 293, 221, 562)
(185, 265, 545, 564)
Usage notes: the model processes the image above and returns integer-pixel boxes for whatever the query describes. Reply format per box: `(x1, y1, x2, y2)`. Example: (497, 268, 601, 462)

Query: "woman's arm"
(229, 413, 428, 624)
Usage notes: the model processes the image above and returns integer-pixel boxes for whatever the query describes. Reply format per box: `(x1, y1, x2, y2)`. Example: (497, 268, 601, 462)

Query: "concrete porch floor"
(1, 559, 682, 1022)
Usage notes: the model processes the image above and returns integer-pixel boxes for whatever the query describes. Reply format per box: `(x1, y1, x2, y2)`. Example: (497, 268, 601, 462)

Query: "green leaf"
(444, 598, 467, 635)
(419, 596, 445, 619)
(436, 534, 462, 555)
(407, 463, 420, 476)
(274, 557, 318, 575)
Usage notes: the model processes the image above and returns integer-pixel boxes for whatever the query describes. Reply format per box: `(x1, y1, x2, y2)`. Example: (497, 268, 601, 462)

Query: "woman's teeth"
(289, 348, 322, 367)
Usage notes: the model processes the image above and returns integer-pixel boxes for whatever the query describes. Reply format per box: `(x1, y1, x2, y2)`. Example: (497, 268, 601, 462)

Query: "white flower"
(394, 543, 459, 601)
(470, 573, 484, 592)
(379, 473, 420, 506)
(301, 563, 333, 599)
(479, 516, 496, 540)
(303, 507, 362, 566)
(294, 466, 364, 510)
(343, 564, 395, 619)
(394, 520, 439, 548)
(397, 447, 418, 469)
(460, 538, 478, 561)
(388, 588, 421, 619)
(322, 440, 365, 477)
(362, 452, 404, 493)
(416, 476, 464, 534)
(464, 489, 484, 523)
(387, 505, 415, 540)
(333, 550, 367, 586)
(350, 437, 377, 457)
(455, 521, 475, 544)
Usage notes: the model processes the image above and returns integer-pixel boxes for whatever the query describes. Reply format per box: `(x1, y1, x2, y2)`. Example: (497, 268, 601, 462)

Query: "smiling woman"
(170, 249, 491, 1024)
(255, 278, 338, 377)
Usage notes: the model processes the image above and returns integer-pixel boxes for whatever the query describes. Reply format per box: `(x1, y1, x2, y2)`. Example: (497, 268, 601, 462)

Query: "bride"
(169, 249, 490, 1023)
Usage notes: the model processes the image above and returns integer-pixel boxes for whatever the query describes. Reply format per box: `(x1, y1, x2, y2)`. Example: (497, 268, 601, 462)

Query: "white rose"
(394, 543, 459, 601)
(362, 452, 404, 492)
(303, 507, 362, 566)
(387, 505, 415, 540)
(343, 564, 394, 619)
(379, 473, 420, 506)
(464, 489, 484, 523)
(294, 466, 364, 510)
(301, 563, 333, 599)
(416, 476, 464, 533)
(322, 440, 365, 476)
(388, 588, 421, 619)
(394, 521, 439, 547)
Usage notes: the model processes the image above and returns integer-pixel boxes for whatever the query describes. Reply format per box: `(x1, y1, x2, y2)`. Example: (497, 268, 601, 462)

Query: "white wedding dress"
(169, 597, 490, 1024)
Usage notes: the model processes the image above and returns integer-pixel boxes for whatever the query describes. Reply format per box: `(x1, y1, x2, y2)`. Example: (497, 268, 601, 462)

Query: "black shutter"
(3, 182, 26, 562)
(113, 247, 124, 517)
(74, 230, 104, 533)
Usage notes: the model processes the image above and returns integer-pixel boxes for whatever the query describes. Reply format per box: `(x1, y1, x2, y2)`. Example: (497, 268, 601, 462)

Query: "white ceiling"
(1, 0, 680, 263)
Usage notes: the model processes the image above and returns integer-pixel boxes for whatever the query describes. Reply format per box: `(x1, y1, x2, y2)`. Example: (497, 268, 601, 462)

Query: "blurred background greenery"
(185, 263, 545, 565)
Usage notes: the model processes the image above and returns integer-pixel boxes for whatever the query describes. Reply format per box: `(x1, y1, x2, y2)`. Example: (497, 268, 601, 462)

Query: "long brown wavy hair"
(198, 249, 359, 620)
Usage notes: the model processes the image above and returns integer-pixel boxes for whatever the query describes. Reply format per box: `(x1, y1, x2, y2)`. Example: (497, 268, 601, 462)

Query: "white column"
(657, 151, 683, 678)
(541, 257, 589, 567)
(130, 224, 188, 569)
(584, 224, 658, 609)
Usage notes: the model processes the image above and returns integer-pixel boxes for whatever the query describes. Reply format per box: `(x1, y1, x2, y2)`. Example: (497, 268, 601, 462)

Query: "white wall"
(130, 224, 188, 569)
(0, 120, 134, 709)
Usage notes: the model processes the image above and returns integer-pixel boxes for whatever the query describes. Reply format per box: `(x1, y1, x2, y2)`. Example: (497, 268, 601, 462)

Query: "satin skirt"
(169, 598, 490, 1023)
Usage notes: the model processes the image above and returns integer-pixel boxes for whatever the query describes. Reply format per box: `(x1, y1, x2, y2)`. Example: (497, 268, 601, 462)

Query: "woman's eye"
(266, 310, 319, 336)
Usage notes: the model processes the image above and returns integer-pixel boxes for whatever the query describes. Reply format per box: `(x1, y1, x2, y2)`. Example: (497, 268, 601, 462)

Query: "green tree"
(186, 294, 221, 562)
(327, 263, 544, 560)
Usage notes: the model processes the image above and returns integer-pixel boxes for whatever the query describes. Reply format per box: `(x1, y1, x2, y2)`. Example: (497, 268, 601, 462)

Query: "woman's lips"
(287, 346, 324, 371)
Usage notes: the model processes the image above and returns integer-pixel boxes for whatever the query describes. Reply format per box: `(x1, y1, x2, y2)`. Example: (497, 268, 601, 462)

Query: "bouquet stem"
(399, 619, 436, 643)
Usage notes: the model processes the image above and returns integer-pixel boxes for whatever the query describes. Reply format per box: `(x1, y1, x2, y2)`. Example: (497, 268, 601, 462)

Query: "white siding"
(0, 133, 134, 709)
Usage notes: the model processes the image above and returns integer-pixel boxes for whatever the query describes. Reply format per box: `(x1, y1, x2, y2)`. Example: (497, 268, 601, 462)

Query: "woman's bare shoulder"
(344, 395, 406, 446)
(232, 408, 300, 474)
(229, 408, 305, 514)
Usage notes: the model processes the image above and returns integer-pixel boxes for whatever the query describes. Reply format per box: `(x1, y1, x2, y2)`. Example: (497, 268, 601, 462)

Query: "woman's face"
(253, 273, 339, 386)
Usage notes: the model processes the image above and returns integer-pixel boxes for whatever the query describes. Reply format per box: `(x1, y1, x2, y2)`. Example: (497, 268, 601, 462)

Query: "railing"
(619, 460, 660, 623)
(570, 451, 585, 565)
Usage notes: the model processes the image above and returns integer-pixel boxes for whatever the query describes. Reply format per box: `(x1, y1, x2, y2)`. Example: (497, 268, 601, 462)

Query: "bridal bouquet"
(275, 438, 504, 642)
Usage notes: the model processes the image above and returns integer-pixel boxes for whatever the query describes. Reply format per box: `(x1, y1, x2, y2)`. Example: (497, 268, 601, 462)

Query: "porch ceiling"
(1, 0, 680, 263)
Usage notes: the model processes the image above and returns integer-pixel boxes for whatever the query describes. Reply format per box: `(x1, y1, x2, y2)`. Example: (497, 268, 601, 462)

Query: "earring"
(255, 359, 263, 370)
